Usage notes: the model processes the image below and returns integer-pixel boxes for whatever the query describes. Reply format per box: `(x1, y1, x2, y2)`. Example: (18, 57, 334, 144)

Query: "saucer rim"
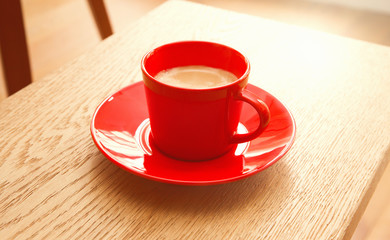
(90, 81, 296, 185)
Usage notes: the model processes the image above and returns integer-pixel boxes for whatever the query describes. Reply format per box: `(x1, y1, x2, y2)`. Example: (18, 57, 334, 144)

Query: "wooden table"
(1, 1, 389, 239)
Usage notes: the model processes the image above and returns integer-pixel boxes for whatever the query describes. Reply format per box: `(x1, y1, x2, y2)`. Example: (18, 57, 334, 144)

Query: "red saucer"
(90, 82, 296, 185)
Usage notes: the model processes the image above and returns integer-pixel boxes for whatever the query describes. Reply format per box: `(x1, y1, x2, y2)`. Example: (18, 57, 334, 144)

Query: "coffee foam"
(154, 65, 237, 89)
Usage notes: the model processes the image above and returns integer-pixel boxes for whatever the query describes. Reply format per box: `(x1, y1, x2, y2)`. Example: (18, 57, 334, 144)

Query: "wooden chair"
(0, 0, 113, 96)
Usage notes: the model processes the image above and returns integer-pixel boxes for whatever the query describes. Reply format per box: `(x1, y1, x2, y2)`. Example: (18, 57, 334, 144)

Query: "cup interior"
(142, 41, 249, 81)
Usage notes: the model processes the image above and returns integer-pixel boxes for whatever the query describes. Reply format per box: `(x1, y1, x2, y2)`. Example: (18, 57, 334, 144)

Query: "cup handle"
(231, 88, 271, 144)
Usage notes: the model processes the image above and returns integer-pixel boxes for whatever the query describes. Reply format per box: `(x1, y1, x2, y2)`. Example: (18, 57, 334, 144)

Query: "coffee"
(154, 65, 237, 89)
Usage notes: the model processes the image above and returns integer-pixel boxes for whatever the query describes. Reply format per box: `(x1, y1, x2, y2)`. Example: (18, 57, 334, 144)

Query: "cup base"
(135, 118, 250, 162)
(151, 140, 236, 162)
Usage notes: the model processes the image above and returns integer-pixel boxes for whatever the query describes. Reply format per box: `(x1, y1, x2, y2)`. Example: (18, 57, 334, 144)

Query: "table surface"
(1, 1, 390, 239)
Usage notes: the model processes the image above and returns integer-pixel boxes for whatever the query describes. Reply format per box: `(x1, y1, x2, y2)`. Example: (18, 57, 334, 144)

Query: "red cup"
(141, 41, 270, 161)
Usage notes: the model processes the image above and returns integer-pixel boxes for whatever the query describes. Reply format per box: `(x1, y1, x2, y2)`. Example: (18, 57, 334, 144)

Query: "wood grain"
(1, 1, 390, 239)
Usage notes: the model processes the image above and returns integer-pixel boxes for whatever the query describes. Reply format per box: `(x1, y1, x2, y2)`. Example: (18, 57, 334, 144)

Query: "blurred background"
(0, 0, 389, 239)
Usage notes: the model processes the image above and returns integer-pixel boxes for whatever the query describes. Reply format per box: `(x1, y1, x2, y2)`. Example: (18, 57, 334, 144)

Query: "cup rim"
(141, 40, 250, 92)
